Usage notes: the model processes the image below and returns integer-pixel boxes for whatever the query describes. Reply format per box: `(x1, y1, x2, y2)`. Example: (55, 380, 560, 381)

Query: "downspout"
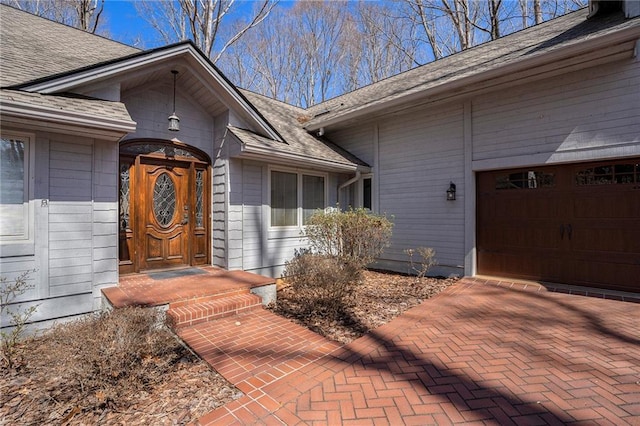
(338, 171, 361, 208)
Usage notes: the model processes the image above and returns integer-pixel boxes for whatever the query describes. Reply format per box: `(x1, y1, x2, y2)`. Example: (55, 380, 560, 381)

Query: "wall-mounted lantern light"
(168, 70, 180, 132)
(446, 181, 456, 201)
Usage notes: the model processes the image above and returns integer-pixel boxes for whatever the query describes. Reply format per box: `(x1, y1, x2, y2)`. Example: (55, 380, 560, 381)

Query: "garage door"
(477, 158, 640, 292)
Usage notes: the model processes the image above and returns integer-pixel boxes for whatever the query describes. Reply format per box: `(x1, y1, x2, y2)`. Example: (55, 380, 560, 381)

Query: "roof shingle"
(305, 8, 640, 128)
(237, 90, 368, 168)
(0, 4, 139, 87)
(0, 89, 134, 123)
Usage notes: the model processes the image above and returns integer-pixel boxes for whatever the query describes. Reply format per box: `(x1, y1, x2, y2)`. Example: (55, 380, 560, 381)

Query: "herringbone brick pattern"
(192, 279, 640, 425)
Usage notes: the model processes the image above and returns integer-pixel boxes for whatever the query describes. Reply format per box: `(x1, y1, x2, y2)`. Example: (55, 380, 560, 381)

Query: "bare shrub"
(283, 250, 360, 314)
(1, 271, 38, 369)
(280, 209, 393, 316)
(305, 207, 393, 269)
(33, 306, 181, 411)
(405, 247, 438, 279)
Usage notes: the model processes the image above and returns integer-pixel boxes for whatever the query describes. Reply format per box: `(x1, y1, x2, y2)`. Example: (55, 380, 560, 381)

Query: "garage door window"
(575, 162, 639, 186)
(495, 170, 554, 190)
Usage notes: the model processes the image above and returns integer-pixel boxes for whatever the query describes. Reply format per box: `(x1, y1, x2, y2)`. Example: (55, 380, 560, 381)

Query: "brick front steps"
(167, 292, 264, 329)
(101, 267, 277, 330)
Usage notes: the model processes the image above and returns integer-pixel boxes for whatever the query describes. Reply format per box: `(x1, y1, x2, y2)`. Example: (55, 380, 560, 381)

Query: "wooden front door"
(477, 158, 640, 292)
(140, 159, 190, 270)
(119, 140, 210, 274)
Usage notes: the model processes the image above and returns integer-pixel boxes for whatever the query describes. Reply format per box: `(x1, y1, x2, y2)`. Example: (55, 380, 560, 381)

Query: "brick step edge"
(169, 288, 253, 309)
(167, 293, 263, 329)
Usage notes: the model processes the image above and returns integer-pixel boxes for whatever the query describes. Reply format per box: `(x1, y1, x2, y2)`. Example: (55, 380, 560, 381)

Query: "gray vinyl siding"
(472, 58, 640, 169)
(1, 132, 118, 331)
(227, 158, 243, 270)
(376, 103, 465, 273)
(122, 86, 215, 160)
(226, 159, 342, 278)
(328, 105, 466, 276)
(328, 125, 375, 166)
(49, 139, 93, 299)
(212, 112, 229, 268)
(92, 142, 118, 309)
(241, 161, 263, 271)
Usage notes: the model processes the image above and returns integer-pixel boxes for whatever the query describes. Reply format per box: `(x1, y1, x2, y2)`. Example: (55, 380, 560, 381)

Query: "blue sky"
(101, 0, 293, 49)
(103, 1, 157, 48)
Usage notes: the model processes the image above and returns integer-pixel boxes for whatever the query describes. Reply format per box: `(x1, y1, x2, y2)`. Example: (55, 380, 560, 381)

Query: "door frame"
(118, 139, 211, 274)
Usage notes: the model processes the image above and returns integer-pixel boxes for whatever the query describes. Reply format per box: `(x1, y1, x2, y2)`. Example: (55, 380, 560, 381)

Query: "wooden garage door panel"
(477, 158, 640, 292)
(572, 192, 640, 219)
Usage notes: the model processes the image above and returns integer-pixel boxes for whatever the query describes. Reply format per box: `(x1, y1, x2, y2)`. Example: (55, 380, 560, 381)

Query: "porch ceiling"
(119, 64, 228, 118)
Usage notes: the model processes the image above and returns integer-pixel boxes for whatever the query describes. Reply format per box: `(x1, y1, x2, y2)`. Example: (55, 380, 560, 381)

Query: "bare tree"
(487, 0, 503, 40)
(219, 0, 587, 107)
(2, 0, 105, 33)
(403, 0, 446, 60)
(534, 0, 542, 24)
(219, 9, 304, 105)
(402, 0, 482, 59)
(135, 0, 277, 63)
(354, 0, 421, 86)
(403, 0, 586, 62)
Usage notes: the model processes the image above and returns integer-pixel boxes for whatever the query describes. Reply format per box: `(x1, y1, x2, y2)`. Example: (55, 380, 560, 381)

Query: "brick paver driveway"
(192, 278, 640, 425)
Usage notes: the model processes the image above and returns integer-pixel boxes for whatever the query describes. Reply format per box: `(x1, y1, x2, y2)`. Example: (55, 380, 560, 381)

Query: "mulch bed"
(1, 270, 458, 424)
(269, 270, 459, 344)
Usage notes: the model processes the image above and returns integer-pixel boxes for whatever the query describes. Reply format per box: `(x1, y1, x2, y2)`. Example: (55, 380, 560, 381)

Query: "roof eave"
(305, 24, 640, 131)
(18, 42, 284, 142)
(0, 99, 136, 141)
(237, 143, 368, 173)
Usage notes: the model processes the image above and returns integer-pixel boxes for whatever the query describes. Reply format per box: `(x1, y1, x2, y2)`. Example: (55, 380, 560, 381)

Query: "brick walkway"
(182, 278, 640, 425)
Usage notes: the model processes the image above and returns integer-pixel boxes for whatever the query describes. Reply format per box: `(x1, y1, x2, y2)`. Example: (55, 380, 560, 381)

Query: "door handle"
(182, 213, 189, 225)
(560, 224, 565, 240)
(567, 224, 572, 240)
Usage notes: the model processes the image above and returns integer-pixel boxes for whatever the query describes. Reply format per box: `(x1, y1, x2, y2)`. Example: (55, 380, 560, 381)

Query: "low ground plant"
(1, 271, 37, 369)
(405, 247, 438, 280)
(2, 306, 189, 423)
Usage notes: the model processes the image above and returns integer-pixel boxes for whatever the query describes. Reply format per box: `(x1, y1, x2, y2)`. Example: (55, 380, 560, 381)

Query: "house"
(1, 2, 638, 329)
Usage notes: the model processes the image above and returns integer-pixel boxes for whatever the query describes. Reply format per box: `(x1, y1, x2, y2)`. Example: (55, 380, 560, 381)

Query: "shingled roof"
(0, 4, 140, 88)
(234, 90, 368, 169)
(304, 7, 640, 129)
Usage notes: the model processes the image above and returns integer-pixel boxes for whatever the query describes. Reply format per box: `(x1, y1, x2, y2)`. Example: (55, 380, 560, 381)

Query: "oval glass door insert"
(153, 173, 176, 227)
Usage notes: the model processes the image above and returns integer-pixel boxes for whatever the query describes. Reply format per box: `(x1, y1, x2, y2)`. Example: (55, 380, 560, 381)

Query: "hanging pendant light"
(168, 70, 180, 132)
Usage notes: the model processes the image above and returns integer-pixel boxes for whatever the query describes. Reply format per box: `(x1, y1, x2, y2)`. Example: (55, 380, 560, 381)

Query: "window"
(271, 171, 298, 226)
(303, 175, 325, 223)
(362, 177, 372, 210)
(575, 162, 639, 186)
(495, 170, 554, 190)
(0, 136, 31, 242)
(270, 169, 326, 227)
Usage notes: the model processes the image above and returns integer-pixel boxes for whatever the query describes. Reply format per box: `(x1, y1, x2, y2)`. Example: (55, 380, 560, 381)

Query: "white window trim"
(268, 166, 328, 230)
(0, 131, 35, 257)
